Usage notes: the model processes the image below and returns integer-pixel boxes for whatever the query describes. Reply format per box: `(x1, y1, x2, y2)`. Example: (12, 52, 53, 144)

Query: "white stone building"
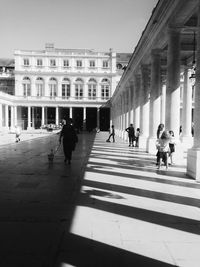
(0, 44, 131, 131)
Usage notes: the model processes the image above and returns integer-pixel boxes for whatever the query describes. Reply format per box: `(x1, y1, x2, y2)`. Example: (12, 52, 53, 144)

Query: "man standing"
(126, 124, 135, 147)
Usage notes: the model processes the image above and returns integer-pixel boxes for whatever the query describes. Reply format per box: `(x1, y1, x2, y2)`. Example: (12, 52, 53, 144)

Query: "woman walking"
(59, 118, 78, 164)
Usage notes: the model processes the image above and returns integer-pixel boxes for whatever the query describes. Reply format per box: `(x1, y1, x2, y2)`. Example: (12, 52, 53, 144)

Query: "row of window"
(22, 77, 109, 83)
(23, 58, 109, 68)
(22, 77, 110, 100)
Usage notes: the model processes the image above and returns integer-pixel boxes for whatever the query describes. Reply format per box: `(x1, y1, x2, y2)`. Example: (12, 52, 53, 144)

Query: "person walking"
(126, 124, 135, 147)
(106, 125, 115, 142)
(59, 118, 78, 164)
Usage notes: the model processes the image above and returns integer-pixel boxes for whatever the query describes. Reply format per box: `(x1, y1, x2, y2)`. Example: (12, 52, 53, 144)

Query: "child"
(169, 130, 175, 165)
(135, 128, 140, 147)
(156, 130, 170, 169)
(15, 125, 21, 143)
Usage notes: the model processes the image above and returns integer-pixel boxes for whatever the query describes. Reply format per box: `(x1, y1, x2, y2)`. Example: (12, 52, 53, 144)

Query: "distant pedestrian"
(156, 130, 170, 169)
(179, 125, 182, 136)
(135, 128, 140, 147)
(59, 118, 78, 164)
(156, 123, 165, 165)
(191, 122, 194, 137)
(15, 125, 21, 143)
(126, 124, 135, 147)
(156, 123, 164, 139)
(169, 130, 176, 165)
(106, 125, 115, 142)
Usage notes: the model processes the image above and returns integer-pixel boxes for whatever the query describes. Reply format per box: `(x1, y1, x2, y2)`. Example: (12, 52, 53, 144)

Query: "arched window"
(49, 77, 57, 98)
(101, 78, 110, 100)
(22, 77, 31, 97)
(36, 77, 44, 97)
(88, 78, 97, 100)
(62, 78, 71, 99)
(75, 78, 84, 99)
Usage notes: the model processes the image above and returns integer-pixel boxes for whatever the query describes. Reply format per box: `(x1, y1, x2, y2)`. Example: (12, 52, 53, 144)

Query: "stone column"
(56, 106, 59, 125)
(124, 90, 129, 141)
(125, 90, 129, 129)
(5, 105, 9, 128)
(14, 106, 17, 126)
(28, 106, 31, 129)
(69, 107, 73, 119)
(0, 103, 2, 128)
(134, 74, 140, 130)
(147, 49, 162, 154)
(165, 27, 181, 137)
(121, 93, 124, 133)
(32, 107, 35, 128)
(97, 108, 100, 130)
(45, 107, 48, 124)
(120, 94, 123, 137)
(42, 106, 45, 126)
(10, 106, 14, 130)
(161, 83, 166, 124)
(181, 67, 193, 148)
(129, 81, 134, 124)
(83, 107, 86, 130)
(187, 0, 200, 180)
(128, 87, 131, 125)
(140, 64, 150, 150)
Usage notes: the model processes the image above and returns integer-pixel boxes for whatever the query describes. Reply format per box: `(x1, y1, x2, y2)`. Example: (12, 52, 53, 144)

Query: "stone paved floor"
(0, 131, 200, 267)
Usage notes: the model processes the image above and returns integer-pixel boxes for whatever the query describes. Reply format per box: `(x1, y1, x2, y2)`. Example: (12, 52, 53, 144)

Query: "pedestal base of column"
(187, 148, 200, 181)
(118, 130, 123, 138)
(180, 136, 193, 150)
(138, 136, 148, 151)
(147, 137, 157, 155)
(9, 126, 15, 133)
(27, 127, 34, 131)
(172, 140, 186, 165)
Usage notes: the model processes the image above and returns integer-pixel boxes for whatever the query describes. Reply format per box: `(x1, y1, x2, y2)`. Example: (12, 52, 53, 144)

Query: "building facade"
(0, 44, 131, 131)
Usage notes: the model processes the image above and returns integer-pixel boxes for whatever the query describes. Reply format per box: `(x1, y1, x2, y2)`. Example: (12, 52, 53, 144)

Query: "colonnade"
(111, 1, 200, 180)
(0, 103, 102, 131)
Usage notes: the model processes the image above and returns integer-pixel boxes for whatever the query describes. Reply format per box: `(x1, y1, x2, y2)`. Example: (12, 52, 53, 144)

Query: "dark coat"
(60, 124, 78, 151)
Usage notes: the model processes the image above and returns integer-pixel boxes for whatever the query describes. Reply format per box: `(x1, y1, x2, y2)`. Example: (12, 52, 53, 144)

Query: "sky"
(0, 0, 158, 58)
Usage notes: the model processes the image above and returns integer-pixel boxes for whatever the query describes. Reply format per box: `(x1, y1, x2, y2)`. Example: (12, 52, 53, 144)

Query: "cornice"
(14, 70, 117, 78)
